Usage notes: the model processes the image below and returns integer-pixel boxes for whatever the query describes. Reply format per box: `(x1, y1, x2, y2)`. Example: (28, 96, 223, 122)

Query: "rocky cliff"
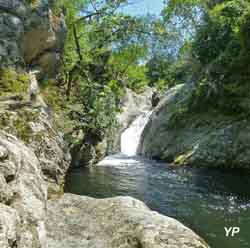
(0, 1, 69, 247)
(0, 0, 66, 78)
(0, 68, 70, 248)
(139, 84, 250, 168)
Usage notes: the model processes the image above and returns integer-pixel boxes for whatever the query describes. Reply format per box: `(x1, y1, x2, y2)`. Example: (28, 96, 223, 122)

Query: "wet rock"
(151, 90, 161, 107)
(119, 87, 154, 128)
(111, 87, 154, 153)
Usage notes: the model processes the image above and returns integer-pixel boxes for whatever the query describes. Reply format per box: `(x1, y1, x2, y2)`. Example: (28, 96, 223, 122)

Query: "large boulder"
(139, 84, 250, 168)
(0, 131, 47, 248)
(0, 0, 66, 77)
(47, 193, 209, 248)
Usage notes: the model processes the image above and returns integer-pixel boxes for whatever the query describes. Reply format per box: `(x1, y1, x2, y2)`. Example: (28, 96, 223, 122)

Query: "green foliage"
(0, 70, 29, 97)
(26, 0, 38, 5)
(73, 79, 120, 137)
(170, 0, 250, 114)
(47, 0, 250, 145)
(55, 0, 160, 144)
(108, 44, 148, 92)
(126, 65, 148, 93)
(0, 108, 41, 144)
(40, 80, 66, 112)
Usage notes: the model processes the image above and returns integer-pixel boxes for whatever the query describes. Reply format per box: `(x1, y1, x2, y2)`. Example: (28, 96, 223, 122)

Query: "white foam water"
(120, 111, 152, 156)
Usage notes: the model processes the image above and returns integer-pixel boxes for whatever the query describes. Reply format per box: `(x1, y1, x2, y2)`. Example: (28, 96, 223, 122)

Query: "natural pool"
(66, 154, 250, 248)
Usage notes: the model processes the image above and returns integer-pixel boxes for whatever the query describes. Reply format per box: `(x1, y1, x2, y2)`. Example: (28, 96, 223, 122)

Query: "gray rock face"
(0, 101, 70, 195)
(139, 84, 250, 168)
(47, 193, 209, 248)
(111, 87, 154, 153)
(0, 0, 66, 77)
(0, 131, 47, 248)
(0, 71, 70, 195)
(0, 204, 19, 248)
(119, 87, 154, 129)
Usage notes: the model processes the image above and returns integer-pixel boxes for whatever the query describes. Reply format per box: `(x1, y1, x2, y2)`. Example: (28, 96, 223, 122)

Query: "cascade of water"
(121, 111, 152, 156)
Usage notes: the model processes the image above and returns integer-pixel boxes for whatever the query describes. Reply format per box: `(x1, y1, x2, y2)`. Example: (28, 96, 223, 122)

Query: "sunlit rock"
(47, 194, 210, 248)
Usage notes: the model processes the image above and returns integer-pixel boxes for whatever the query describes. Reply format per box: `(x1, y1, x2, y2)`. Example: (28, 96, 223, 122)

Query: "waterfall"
(121, 111, 152, 156)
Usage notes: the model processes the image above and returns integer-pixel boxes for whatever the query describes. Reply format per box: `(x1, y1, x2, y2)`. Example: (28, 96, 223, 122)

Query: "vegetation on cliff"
(44, 0, 250, 135)
(44, 0, 169, 154)
(1, 0, 244, 167)
(162, 0, 250, 114)
(138, 0, 250, 168)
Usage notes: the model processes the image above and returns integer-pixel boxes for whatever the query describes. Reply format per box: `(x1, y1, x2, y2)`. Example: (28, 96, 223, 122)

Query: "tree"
(54, 0, 155, 141)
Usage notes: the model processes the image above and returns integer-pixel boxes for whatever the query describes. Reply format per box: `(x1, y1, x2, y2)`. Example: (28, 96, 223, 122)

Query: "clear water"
(65, 154, 250, 248)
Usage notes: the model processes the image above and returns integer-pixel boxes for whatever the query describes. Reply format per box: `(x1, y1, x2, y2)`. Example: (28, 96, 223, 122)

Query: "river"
(65, 112, 250, 248)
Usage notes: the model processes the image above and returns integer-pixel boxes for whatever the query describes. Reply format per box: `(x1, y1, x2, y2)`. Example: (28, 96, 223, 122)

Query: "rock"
(22, 7, 66, 78)
(0, 0, 66, 77)
(0, 82, 69, 246)
(110, 87, 154, 153)
(0, 10, 24, 67)
(0, 204, 19, 248)
(0, 71, 70, 195)
(151, 90, 161, 107)
(47, 193, 209, 248)
(0, 105, 71, 195)
(0, 131, 47, 248)
(0, 174, 13, 204)
(0, 145, 8, 160)
(119, 87, 154, 128)
(36, 52, 61, 78)
(69, 125, 107, 168)
(139, 84, 250, 168)
(28, 71, 40, 102)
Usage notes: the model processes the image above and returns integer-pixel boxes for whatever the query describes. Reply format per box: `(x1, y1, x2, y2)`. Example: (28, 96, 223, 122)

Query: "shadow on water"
(65, 154, 250, 248)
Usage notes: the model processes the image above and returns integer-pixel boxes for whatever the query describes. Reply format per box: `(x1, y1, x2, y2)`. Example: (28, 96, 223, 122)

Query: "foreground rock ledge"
(47, 194, 209, 248)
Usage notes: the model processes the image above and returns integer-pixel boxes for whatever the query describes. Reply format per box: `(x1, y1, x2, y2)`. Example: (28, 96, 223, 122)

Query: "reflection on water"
(65, 154, 250, 248)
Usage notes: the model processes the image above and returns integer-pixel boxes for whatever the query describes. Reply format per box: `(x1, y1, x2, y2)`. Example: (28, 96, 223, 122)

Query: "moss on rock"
(0, 69, 29, 97)
(0, 107, 41, 143)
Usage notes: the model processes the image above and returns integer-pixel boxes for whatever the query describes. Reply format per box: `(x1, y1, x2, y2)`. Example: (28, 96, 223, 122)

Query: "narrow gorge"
(1, 1, 250, 248)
